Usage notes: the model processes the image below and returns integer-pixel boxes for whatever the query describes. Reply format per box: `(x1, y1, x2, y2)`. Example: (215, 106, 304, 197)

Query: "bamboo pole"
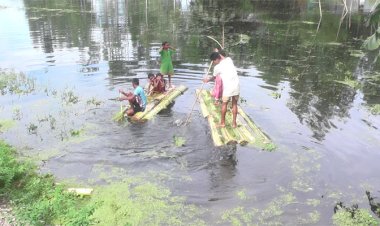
(220, 127, 237, 145)
(197, 89, 210, 118)
(237, 106, 270, 142)
(207, 116, 224, 146)
(317, 0, 322, 32)
(201, 89, 239, 145)
(184, 62, 213, 125)
(206, 36, 223, 50)
(233, 128, 249, 146)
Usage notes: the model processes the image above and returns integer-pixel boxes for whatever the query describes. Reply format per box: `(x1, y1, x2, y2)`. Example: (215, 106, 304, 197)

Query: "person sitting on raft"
(119, 78, 147, 116)
(153, 73, 166, 93)
(145, 73, 156, 96)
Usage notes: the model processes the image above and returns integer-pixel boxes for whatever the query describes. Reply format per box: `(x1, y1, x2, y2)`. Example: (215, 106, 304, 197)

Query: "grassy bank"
(0, 141, 93, 225)
(0, 141, 204, 226)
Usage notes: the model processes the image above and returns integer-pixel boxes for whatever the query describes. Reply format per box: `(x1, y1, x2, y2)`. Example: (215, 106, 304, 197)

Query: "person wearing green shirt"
(159, 41, 175, 88)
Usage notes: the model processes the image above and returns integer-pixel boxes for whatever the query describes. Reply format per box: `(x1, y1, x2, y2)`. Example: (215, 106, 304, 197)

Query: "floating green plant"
(62, 89, 79, 105)
(12, 107, 22, 120)
(236, 190, 248, 200)
(306, 199, 321, 207)
(298, 211, 320, 225)
(27, 123, 38, 134)
(220, 193, 296, 225)
(86, 97, 102, 106)
(270, 91, 281, 99)
(173, 135, 186, 147)
(89, 180, 205, 226)
(70, 129, 82, 137)
(333, 203, 378, 226)
(368, 104, 380, 115)
(262, 142, 276, 151)
(0, 119, 15, 132)
(0, 69, 35, 95)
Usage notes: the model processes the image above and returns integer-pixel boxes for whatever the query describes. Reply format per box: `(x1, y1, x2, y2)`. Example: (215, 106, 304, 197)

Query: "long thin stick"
(184, 62, 213, 125)
(119, 92, 123, 113)
(317, 0, 322, 32)
(206, 36, 223, 50)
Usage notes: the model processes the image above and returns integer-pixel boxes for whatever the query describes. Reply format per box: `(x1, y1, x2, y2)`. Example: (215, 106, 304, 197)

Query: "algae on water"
(173, 135, 186, 147)
(89, 180, 205, 226)
(0, 119, 16, 132)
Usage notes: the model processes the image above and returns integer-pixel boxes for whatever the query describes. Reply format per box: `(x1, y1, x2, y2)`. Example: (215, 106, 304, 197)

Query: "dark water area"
(1, 0, 380, 224)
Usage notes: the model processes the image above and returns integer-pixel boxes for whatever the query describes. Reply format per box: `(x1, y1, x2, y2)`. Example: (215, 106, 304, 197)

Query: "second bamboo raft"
(127, 85, 188, 122)
(197, 89, 275, 150)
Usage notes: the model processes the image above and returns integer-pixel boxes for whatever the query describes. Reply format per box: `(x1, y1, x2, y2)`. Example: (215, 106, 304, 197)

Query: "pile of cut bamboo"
(197, 89, 275, 150)
(129, 85, 188, 122)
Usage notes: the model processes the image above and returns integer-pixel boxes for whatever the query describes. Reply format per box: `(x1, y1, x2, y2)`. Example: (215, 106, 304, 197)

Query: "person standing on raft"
(159, 41, 175, 89)
(204, 52, 240, 128)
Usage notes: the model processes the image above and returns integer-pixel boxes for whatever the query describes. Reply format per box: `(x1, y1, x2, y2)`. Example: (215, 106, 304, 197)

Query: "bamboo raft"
(128, 85, 188, 122)
(197, 89, 275, 150)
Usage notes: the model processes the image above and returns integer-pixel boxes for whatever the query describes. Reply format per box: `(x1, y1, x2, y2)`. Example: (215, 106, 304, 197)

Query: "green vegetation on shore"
(0, 141, 204, 225)
(0, 141, 93, 225)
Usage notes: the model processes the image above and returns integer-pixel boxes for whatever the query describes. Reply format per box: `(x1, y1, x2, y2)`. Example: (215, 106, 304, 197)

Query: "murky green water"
(1, 0, 380, 224)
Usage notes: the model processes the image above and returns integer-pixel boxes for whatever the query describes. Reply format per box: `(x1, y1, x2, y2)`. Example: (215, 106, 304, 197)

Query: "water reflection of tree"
(188, 0, 369, 140)
(23, 0, 94, 53)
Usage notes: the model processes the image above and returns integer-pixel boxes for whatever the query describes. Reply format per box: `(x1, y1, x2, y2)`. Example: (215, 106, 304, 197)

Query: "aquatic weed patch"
(61, 89, 79, 105)
(220, 193, 296, 225)
(0, 69, 35, 95)
(0, 120, 15, 132)
(333, 202, 378, 226)
(368, 104, 380, 115)
(173, 135, 186, 147)
(90, 180, 205, 226)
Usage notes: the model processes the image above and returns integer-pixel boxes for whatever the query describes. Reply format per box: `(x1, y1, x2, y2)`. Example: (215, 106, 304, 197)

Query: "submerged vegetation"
(0, 69, 35, 95)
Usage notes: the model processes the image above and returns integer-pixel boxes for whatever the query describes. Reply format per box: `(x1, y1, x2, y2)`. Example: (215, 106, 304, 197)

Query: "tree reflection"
(21, 0, 377, 139)
(188, 0, 371, 140)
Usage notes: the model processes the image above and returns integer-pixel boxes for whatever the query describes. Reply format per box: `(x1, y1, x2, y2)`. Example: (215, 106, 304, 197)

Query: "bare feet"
(214, 100, 220, 106)
(232, 123, 237, 128)
(216, 124, 225, 128)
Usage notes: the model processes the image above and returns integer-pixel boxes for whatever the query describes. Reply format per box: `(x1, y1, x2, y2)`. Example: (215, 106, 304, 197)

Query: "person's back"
(214, 57, 239, 97)
(134, 84, 147, 110)
(119, 78, 147, 116)
(209, 52, 240, 128)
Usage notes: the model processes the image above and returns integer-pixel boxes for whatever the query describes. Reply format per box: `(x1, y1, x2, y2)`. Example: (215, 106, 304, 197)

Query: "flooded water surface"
(1, 0, 380, 225)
